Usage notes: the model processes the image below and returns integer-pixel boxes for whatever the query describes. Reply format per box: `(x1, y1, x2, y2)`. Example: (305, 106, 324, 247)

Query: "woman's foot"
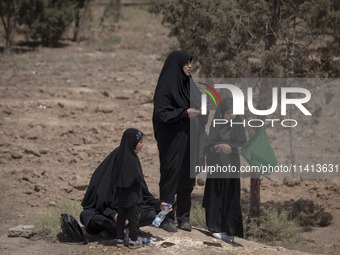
(99, 230, 110, 239)
(160, 221, 178, 232)
(128, 238, 143, 249)
(178, 222, 192, 232)
(116, 238, 125, 247)
(212, 232, 234, 244)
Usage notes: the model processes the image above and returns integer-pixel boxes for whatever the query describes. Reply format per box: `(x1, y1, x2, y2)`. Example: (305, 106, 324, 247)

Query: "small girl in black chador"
(113, 128, 145, 248)
(203, 98, 247, 244)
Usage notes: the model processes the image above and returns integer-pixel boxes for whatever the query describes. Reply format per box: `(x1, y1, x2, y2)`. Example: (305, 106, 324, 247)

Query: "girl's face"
(135, 136, 144, 152)
(224, 109, 235, 121)
(182, 60, 192, 76)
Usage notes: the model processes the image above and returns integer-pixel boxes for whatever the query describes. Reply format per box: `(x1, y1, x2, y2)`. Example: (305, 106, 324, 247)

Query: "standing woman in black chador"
(153, 50, 206, 232)
(202, 98, 247, 243)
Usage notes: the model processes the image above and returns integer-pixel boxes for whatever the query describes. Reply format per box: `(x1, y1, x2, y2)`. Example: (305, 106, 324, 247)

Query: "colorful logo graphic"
(197, 82, 222, 115)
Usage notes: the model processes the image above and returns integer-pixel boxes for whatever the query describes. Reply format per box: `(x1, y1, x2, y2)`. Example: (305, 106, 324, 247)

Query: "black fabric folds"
(81, 149, 119, 229)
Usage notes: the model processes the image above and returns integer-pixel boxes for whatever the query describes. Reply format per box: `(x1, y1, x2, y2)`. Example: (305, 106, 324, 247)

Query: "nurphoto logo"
(199, 83, 312, 128)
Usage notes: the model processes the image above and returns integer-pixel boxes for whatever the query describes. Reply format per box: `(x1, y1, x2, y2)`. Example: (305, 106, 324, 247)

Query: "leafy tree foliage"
(18, 0, 75, 46)
(1, 0, 93, 47)
(149, 0, 339, 78)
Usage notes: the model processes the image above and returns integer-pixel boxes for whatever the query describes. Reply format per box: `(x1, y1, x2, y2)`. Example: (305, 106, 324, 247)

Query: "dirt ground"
(0, 3, 339, 255)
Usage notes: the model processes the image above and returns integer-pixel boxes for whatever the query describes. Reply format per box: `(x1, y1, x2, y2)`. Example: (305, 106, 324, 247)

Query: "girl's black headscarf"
(113, 128, 144, 188)
(152, 50, 201, 135)
(209, 98, 247, 149)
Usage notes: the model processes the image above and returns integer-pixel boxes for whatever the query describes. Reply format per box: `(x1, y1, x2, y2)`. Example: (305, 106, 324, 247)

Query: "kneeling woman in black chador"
(202, 98, 247, 244)
(80, 128, 172, 248)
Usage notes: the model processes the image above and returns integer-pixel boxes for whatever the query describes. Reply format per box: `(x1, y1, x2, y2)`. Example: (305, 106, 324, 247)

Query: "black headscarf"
(153, 51, 201, 135)
(209, 98, 247, 149)
(113, 128, 144, 188)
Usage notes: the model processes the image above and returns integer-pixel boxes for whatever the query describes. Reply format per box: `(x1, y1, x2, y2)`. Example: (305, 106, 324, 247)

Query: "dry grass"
(190, 202, 206, 229)
(33, 198, 82, 235)
(245, 208, 301, 245)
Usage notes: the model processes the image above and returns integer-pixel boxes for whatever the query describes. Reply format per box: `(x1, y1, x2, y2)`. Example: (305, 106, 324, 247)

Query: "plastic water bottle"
(125, 227, 150, 245)
(152, 203, 171, 227)
(137, 236, 151, 245)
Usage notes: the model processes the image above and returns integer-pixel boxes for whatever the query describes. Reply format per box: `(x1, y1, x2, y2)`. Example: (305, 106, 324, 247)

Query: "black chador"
(202, 98, 247, 238)
(152, 51, 206, 227)
(80, 129, 163, 238)
(80, 148, 119, 236)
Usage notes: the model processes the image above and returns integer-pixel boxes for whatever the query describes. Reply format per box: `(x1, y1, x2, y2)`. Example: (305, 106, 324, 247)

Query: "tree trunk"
(247, 83, 270, 220)
(249, 177, 261, 219)
(7, 9, 17, 50)
(73, 10, 81, 42)
(266, 0, 281, 49)
(289, 16, 297, 177)
(290, 105, 296, 177)
(1, 2, 19, 53)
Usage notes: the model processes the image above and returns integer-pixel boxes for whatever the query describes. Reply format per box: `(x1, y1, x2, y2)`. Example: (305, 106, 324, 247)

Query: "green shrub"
(245, 208, 301, 245)
(19, 0, 74, 46)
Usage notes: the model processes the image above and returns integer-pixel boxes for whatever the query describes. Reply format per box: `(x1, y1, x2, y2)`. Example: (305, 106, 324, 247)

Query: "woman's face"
(224, 109, 235, 121)
(182, 60, 192, 76)
(135, 136, 144, 152)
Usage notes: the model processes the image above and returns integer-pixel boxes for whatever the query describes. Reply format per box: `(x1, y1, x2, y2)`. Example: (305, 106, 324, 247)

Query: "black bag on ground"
(60, 213, 88, 244)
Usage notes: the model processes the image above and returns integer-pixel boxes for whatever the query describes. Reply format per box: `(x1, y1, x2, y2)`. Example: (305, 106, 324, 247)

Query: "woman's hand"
(187, 108, 201, 118)
(237, 147, 241, 155)
(216, 144, 232, 154)
(114, 213, 129, 226)
(160, 202, 173, 213)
